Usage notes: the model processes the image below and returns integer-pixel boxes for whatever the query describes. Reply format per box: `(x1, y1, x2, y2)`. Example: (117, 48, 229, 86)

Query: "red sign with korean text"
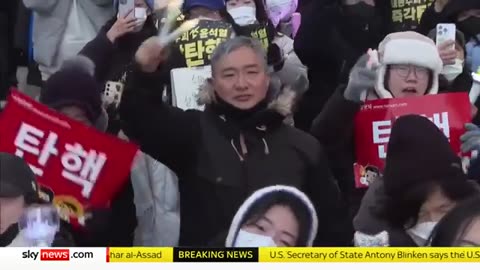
(0, 91, 139, 226)
(353, 93, 471, 189)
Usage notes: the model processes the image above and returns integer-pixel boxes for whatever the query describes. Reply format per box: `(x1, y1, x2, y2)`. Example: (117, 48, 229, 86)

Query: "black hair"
(430, 196, 480, 246)
(224, 0, 277, 41)
(365, 166, 379, 174)
(233, 190, 313, 246)
(377, 178, 478, 230)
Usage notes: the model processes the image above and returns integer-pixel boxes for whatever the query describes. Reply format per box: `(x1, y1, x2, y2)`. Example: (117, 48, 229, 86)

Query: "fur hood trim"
(196, 80, 296, 116)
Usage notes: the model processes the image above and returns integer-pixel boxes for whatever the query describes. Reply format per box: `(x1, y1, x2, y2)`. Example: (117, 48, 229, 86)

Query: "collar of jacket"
(198, 82, 296, 160)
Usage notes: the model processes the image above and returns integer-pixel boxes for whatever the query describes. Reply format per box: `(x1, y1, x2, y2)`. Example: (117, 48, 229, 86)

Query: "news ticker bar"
(106, 248, 480, 263)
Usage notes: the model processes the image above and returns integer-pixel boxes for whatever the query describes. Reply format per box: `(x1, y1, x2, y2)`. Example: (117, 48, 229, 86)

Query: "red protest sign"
(0, 91, 139, 226)
(353, 93, 471, 189)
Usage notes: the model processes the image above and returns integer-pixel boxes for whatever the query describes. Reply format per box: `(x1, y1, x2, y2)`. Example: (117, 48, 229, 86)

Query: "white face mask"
(407, 221, 437, 246)
(133, 7, 147, 32)
(234, 229, 277, 247)
(266, 0, 297, 27)
(228, 6, 257, 26)
(441, 58, 464, 82)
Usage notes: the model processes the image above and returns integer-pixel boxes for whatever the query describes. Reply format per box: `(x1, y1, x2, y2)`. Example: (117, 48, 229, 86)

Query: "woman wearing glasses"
(310, 31, 445, 221)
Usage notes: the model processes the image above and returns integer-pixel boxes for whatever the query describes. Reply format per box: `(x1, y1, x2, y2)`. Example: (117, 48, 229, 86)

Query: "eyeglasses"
(390, 64, 430, 80)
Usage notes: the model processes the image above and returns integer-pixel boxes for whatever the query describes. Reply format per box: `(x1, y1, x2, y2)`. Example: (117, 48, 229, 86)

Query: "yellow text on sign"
(258, 248, 480, 263)
(108, 248, 174, 263)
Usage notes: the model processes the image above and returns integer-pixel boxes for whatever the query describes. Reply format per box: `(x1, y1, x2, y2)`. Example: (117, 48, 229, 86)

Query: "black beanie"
(40, 56, 102, 124)
(383, 115, 466, 197)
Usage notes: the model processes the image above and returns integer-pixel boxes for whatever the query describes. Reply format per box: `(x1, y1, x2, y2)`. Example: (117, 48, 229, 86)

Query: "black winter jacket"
(119, 65, 353, 247)
(310, 86, 365, 219)
(293, 1, 385, 131)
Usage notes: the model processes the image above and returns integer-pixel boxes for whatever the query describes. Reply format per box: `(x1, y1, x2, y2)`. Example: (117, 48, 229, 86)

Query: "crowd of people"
(1, 0, 480, 248)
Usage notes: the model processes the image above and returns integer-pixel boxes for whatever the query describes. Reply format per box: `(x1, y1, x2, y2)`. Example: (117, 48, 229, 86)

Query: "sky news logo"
(21, 249, 94, 261)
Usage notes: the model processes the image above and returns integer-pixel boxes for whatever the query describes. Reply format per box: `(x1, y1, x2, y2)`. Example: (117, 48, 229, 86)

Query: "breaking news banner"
(353, 92, 471, 189)
(1, 248, 480, 269)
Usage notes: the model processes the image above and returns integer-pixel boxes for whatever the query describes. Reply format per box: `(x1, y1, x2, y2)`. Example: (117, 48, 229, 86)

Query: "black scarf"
(207, 96, 285, 156)
(0, 224, 19, 247)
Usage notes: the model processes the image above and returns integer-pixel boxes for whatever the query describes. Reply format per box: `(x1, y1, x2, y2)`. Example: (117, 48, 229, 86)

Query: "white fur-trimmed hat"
(225, 185, 318, 247)
(375, 31, 443, 99)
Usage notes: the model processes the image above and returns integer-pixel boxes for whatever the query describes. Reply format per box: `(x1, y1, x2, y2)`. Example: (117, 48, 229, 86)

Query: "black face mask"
(343, 2, 376, 20)
(458, 16, 480, 36)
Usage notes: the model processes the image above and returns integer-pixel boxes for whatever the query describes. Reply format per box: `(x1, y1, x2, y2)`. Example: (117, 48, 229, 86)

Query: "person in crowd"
(264, 0, 298, 38)
(354, 115, 479, 246)
(428, 28, 473, 93)
(120, 36, 352, 246)
(0, 152, 74, 247)
(40, 55, 181, 246)
(39, 56, 136, 246)
(225, 185, 317, 247)
(293, 0, 386, 131)
(226, 0, 309, 97)
(417, 1, 480, 73)
(80, 0, 158, 133)
(430, 196, 480, 246)
(310, 31, 444, 218)
(0, 0, 19, 103)
(23, 0, 114, 83)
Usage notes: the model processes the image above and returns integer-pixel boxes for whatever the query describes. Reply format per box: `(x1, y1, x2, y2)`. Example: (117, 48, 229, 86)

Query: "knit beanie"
(383, 115, 465, 197)
(375, 31, 443, 99)
(183, 0, 226, 12)
(40, 56, 102, 124)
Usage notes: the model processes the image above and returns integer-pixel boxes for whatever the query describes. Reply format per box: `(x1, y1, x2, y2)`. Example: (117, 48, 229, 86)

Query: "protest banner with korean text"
(353, 93, 471, 188)
(0, 91, 139, 226)
(176, 20, 233, 68)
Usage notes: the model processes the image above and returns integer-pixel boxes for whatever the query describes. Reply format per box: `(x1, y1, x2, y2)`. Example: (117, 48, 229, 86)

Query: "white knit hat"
(225, 185, 318, 247)
(375, 31, 443, 99)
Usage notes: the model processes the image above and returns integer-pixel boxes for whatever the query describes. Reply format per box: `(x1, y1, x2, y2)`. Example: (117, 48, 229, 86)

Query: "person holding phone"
(428, 28, 473, 93)
(417, 1, 480, 73)
(79, 0, 158, 134)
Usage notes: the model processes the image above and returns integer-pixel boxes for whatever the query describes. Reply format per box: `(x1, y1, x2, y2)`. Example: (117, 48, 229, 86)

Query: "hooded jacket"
(353, 115, 480, 246)
(225, 185, 318, 247)
(119, 64, 353, 246)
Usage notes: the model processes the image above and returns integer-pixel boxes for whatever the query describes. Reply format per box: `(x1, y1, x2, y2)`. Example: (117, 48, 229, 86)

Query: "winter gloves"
(344, 54, 377, 103)
(461, 123, 480, 153)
